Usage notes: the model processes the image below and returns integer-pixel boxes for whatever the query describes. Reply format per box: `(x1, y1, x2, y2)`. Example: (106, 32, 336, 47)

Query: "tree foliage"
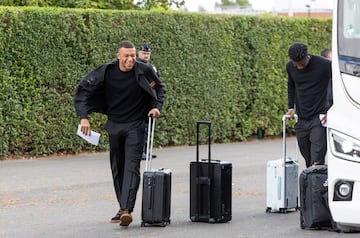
(0, 7, 331, 159)
(216, 0, 250, 7)
(0, 0, 185, 10)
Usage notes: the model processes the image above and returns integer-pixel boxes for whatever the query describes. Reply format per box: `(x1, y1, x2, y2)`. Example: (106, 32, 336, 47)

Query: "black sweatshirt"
(287, 55, 332, 120)
(104, 64, 150, 123)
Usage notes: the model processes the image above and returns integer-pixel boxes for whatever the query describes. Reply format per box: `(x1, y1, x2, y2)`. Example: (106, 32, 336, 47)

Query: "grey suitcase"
(141, 117, 171, 227)
(266, 115, 299, 213)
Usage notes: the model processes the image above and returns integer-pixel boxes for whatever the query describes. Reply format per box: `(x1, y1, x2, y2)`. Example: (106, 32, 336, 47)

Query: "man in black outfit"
(74, 40, 165, 227)
(137, 43, 158, 160)
(286, 42, 332, 168)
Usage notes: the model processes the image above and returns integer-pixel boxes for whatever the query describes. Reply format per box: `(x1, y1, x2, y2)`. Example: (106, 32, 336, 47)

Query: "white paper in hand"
(76, 124, 101, 146)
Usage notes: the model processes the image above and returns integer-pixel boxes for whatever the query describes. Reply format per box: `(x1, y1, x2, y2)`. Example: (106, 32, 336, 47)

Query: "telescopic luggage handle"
(282, 114, 298, 164)
(195, 120, 212, 217)
(145, 116, 156, 171)
(282, 114, 298, 209)
(196, 120, 211, 163)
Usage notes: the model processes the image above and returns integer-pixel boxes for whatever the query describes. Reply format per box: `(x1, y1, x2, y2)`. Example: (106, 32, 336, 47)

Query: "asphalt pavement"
(0, 137, 357, 238)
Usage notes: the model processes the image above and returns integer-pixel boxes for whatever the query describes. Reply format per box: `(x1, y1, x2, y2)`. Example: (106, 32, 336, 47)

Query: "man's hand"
(320, 113, 327, 126)
(80, 118, 91, 136)
(286, 109, 295, 119)
(148, 108, 160, 118)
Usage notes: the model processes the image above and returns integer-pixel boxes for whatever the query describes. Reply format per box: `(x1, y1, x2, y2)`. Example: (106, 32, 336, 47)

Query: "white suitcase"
(266, 115, 299, 213)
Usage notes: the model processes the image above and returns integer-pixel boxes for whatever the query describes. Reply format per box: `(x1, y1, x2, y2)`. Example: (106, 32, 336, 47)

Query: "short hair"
(320, 48, 331, 58)
(288, 42, 308, 62)
(118, 40, 135, 50)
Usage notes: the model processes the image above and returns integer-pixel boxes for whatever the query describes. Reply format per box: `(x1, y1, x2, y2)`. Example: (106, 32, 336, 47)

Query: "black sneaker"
(110, 209, 122, 223)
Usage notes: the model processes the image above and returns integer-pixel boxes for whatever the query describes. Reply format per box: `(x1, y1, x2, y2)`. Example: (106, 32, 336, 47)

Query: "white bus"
(327, 0, 360, 232)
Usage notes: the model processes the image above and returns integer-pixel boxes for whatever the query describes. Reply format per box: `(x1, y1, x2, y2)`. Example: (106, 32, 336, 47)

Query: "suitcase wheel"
(141, 221, 170, 227)
(279, 208, 287, 213)
(300, 211, 305, 229)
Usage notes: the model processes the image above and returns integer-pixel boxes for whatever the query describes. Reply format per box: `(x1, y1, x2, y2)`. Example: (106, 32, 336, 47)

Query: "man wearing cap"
(137, 43, 158, 74)
(137, 43, 159, 160)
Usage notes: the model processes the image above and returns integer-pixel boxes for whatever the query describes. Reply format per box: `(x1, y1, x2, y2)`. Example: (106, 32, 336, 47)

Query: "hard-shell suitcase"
(141, 117, 171, 227)
(266, 115, 299, 213)
(299, 165, 332, 229)
(190, 121, 232, 223)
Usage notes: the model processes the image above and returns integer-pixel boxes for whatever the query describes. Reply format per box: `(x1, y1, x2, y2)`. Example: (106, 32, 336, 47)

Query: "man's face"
(117, 47, 136, 71)
(327, 52, 332, 61)
(292, 55, 310, 70)
(138, 51, 151, 63)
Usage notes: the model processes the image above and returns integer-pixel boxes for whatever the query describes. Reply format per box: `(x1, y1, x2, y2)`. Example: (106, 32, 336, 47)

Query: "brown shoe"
(110, 209, 123, 223)
(119, 210, 132, 226)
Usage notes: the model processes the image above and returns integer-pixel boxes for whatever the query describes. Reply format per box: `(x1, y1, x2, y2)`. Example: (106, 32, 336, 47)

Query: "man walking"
(74, 40, 165, 226)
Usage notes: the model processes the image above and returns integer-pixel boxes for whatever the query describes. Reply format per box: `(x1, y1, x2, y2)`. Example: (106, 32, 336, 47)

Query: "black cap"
(139, 43, 151, 52)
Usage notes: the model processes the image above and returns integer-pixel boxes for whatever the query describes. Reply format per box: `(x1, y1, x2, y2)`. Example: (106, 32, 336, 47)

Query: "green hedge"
(0, 7, 332, 159)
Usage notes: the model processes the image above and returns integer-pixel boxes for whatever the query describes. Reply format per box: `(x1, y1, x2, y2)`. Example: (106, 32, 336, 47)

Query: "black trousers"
(105, 119, 145, 212)
(295, 117, 327, 168)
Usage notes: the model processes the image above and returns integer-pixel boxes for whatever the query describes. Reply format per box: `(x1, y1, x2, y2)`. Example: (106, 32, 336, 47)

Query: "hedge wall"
(0, 7, 332, 159)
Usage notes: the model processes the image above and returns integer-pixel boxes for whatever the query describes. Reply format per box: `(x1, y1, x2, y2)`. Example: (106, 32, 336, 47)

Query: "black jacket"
(74, 60, 165, 119)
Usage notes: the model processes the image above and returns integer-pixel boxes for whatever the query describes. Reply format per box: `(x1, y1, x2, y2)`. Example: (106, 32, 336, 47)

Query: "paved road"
(0, 138, 357, 238)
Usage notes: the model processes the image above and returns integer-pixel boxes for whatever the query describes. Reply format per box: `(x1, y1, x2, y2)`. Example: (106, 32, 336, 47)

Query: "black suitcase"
(141, 117, 171, 227)
(190, 120, 232, 223)
(299, 165, 332, 229)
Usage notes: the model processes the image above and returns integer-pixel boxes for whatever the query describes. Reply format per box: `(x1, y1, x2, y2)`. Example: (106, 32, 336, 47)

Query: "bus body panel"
(328, 0, 360, 230)
(328, 157, 360, 225)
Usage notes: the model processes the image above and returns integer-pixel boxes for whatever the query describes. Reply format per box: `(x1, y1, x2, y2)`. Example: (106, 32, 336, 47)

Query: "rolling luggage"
(266, 115, 299, 213)
(299, 165, 332, 229)
(190, 120, 232, 223)
(141, 117, 171, 227)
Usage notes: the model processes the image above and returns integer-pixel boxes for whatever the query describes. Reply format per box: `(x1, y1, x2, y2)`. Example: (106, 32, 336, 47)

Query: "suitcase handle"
(196, 120, 212, 217)
(146, 178, 154, 210)
(282, 114, 298, 209)
(145, 117, 156, 171)
(196, 120, 211, 163)
(282, 114, 298, 164)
